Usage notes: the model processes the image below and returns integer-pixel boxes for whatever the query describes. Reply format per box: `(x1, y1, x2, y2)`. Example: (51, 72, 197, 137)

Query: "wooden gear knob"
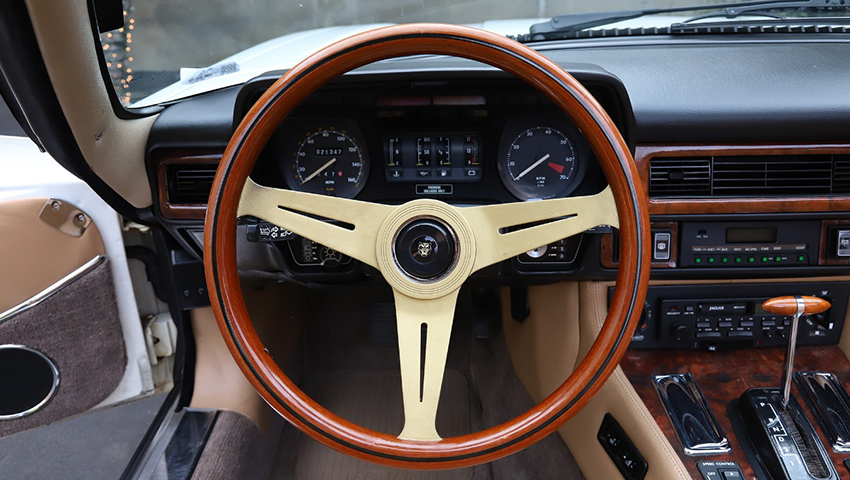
(762, 295, 831, 316)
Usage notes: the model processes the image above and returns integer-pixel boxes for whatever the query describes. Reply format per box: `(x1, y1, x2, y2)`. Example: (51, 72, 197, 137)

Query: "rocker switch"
(598, 414, 648, 480)
(653, 232, 671, 261)
(837, 230, 850, 257)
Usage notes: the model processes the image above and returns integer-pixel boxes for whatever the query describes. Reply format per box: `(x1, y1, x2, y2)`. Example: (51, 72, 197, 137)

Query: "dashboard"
(146, 38, 850, 296)
(152, 73, 629, 282)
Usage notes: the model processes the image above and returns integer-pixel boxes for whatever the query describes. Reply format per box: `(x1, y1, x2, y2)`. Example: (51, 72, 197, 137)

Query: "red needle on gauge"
(301, 157, 337, 184)
(515, 153, 550, 180)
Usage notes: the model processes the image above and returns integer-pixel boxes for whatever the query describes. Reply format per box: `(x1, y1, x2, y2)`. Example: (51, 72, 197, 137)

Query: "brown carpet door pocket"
(0, 257, 127, 438)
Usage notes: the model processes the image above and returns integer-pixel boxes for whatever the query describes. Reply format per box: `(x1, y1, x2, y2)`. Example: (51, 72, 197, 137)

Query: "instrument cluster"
(274, 112, 598, 203)
(234, 77, 626, 280)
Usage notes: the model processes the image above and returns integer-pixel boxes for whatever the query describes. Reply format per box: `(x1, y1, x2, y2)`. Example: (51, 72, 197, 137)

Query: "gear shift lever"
(761, 295, 832, 407)
(733, 295, 837, 480)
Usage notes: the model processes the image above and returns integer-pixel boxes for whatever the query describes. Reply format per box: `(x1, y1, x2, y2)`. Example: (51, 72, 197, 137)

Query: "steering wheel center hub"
(394, 218, 458, 281)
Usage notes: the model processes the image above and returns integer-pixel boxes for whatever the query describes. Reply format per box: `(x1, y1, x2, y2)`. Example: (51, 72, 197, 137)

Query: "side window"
(0, 97, 26, 137)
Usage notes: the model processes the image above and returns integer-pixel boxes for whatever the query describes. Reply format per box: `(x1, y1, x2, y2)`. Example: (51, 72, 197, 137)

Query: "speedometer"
(285, 127, 367, 198)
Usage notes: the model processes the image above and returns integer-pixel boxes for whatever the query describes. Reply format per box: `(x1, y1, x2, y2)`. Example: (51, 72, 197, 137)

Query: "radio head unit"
(617, 282, 849, 350)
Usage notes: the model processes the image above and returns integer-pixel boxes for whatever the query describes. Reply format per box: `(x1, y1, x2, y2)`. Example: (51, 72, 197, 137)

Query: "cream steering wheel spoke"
(237, 178, 395, 269)
(462, 186, 618, 271)
(394, 288, 459, 441)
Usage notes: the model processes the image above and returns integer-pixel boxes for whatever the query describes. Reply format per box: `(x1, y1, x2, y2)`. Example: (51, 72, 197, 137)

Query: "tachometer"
(285, 127, 367, 198)
(499, 126, 578, 200)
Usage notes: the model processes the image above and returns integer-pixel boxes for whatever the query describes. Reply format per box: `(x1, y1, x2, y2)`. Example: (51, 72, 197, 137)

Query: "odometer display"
(500, 126, 578, 200)
(287, 128, 367, 198)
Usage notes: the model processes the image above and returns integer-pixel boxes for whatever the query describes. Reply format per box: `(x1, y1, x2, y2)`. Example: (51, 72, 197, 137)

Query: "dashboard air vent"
(833, 155, 850, 194)
(712, 155, 832, 196)
(166, 164, 218, 204)
(648, 158, 711, 197)
(650, 154, 846, 198)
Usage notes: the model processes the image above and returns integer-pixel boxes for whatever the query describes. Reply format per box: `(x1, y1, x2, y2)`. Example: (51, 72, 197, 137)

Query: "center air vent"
(650, 154, 850, 198)
(649, 158, 711, 196)
(166, 164, 218, 204)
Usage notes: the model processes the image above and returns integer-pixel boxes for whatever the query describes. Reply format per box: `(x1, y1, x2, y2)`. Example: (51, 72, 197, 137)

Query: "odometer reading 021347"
(501, 126, 578, 200)
(290, 128, 366, 197)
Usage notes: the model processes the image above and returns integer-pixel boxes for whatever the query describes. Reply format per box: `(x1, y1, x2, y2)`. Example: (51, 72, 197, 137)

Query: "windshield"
(96, 0, 828, 108)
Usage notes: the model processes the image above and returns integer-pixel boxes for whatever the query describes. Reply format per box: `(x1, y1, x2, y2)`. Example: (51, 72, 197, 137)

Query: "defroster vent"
(650, 154, 850, 198)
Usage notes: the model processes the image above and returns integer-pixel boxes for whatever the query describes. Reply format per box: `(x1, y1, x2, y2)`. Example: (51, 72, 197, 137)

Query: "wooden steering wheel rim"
(204, 23, 650, 469)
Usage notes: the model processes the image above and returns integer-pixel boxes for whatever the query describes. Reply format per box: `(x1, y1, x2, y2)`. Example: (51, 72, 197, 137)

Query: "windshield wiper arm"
(520, 0, 833, 42)
(680, 0, 846, 23)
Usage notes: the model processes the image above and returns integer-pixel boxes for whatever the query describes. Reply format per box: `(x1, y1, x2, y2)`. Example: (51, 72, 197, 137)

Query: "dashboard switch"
(598, 414, 648, 480)
(837, 230, 850, 257)
(246, 221, 295, 242)
(697, 461, 744, 480)
(653, 232, 671, 261)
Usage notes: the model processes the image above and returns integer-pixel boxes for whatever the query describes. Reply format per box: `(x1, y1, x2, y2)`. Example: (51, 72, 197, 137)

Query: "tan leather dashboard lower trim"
(189, 281, 302, 431)
(502, 282, 690, 480)
(0, 198, 105, 313)
(190, 307, 272, 429)
(636, 144, 850, 215)
(24, 1, 156, 208)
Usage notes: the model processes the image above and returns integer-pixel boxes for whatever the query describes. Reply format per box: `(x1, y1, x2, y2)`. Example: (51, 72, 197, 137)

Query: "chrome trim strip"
(652, 373, 732, 456)
(0, 255, 106, 324)
(795, 372, 850, 453)
(0, 344, 60, 420)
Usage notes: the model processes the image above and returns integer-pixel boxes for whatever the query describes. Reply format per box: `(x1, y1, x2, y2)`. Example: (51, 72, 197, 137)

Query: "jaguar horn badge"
(417, 240, 433, 258)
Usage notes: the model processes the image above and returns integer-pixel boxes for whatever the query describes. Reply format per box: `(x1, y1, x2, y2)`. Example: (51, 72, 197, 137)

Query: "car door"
(0, 129, 154, 438)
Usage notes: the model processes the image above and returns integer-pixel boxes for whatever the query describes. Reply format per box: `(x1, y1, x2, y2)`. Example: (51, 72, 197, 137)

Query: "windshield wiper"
(517, 0, 847, 42)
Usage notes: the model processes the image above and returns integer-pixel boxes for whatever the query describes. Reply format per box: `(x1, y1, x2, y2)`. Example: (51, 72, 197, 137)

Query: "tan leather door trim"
(0, 198, 105, 313)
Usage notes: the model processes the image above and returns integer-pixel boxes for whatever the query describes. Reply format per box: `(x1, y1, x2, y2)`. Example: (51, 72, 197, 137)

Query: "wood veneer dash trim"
(154, 150, 222, 220)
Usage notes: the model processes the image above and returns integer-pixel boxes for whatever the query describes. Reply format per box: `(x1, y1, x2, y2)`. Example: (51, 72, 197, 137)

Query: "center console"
(612, 217, 850, 479)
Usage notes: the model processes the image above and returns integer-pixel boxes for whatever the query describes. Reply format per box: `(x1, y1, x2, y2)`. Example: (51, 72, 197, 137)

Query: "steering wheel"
(204, 23, 649, 470)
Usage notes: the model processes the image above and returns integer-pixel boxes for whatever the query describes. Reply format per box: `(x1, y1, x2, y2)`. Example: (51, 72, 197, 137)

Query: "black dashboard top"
(149, 36, 850, 152)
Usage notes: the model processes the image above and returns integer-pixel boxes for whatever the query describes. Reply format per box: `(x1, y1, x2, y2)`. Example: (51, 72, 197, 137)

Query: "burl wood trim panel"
(820, 220, 850, 266)
(622, 347, 850, 479)
(601, 221, 678, 269)
(154, 150, 221, 220)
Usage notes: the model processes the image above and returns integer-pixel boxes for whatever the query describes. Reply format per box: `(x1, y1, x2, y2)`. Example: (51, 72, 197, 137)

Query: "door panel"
(0, 135, 152, 437)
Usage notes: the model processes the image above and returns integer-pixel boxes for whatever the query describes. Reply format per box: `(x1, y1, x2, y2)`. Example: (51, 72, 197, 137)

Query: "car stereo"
(612, 282, 849, 350)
